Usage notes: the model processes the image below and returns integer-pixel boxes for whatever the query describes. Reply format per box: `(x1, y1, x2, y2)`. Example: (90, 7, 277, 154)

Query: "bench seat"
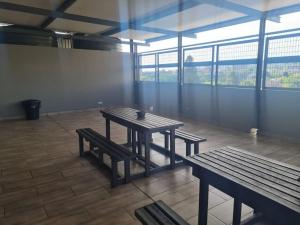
(135, 200, 190, 225)
(76, 128, 135, 187)
(161, 129, 206, 156)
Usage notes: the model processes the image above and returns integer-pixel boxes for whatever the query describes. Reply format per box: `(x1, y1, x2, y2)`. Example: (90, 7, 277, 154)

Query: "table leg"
(138, 131, 143, 156)
(195, 143, 200, 154)
(186, 142, 191, 156)
(144, 132, 151, 177)
(170, 129, 175, 168)
(79, 136, 84, 157)
(164, 133, 169, 150)
(198, 178, 209, 225)
(127, 128, 132, 145)
(132, 130, 137, 155)
(106, 118, 111, 140)
(232, 194, 242, 225)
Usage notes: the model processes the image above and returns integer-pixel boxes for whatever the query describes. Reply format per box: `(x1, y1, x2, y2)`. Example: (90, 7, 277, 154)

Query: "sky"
(121, 11, 300, 53)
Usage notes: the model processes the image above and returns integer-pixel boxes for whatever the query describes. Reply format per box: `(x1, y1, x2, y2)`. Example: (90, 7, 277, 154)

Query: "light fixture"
(0, 22, 13, 27)
(54, 31, 72, 35)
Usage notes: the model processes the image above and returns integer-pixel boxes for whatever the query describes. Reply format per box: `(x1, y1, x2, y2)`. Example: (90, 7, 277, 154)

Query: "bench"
(161, 130, 206, 156)
(135, 200, 190, 225)
(76, 128, 136, 187)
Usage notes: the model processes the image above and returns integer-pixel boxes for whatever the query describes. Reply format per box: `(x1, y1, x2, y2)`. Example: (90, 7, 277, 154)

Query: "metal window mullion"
(255, 15, 267, 130)
(182, 48, 186, 84)
(156, 53, 159, 83)
(215, 45, 220, 86)
(262, 38, 269, 89)
(211, 46, 215, 86)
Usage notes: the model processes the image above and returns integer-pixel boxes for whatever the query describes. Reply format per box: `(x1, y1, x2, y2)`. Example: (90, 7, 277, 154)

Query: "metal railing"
(137, 29, 300, 90)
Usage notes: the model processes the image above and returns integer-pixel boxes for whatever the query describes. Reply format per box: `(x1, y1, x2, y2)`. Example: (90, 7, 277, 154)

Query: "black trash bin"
(22, 99, 41, 120)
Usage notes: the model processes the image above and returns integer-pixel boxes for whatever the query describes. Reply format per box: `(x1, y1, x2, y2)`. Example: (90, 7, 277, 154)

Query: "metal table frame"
(101, 108, 184, 176)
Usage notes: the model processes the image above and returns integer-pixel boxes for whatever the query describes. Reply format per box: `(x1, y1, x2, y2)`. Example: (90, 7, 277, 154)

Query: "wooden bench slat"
(223, 147, 300, 177)
(135, 208, 160, 225)
(78, 128, 135, 160)
(77, 129, 125, 160)
(203, 152, 300, 196)
(212, 150, 300, 187)
(192, 155, 300, 207)
(135, 201, 190, 225)
(186, 155, 300, 213)
(155, 201, 190, 225)
(217, 149, 299, 180)
(85, 128, 134, 158)
(162, 130, 206, 143)
(229, 147, 300, 173)
(145, 204, 176, 225)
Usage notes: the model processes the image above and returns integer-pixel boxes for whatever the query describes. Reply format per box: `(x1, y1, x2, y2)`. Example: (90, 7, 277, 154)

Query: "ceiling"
(0, 0, 299, 42)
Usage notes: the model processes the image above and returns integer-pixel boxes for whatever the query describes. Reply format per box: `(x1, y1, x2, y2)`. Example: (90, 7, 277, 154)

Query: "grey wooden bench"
(161, 129, 206, 156)
(76, 128, 136, 187)
(135, 200, 190, 225)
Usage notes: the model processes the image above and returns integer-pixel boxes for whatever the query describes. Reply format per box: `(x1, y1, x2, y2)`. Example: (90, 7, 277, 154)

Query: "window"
(217, 41, 258, 87)
(183, 47, 213, 84)
(140, 54, 155, 66)
(265, 34, 300, 89)
(158, 51, 178, 83)
(159, 67, 178, 82)
(139, 54, 156, 82)
(218, 64, 257, 86)
(184, 66, 212, 84)
(139, 68, 156, 82)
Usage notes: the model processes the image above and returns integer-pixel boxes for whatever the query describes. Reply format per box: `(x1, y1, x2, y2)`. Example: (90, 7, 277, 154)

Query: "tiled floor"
(0, 110, 299, 225)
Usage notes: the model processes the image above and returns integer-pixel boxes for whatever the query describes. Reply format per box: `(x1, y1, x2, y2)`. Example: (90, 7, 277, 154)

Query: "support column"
(178, 34, 183, 115)
(130, 40, 139, 106)
(255, 15, 267, 131)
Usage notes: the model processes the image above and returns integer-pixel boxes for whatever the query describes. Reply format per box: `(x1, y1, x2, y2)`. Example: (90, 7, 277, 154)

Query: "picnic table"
(185, 146, 300, 225)
(100, 107, 184, 176)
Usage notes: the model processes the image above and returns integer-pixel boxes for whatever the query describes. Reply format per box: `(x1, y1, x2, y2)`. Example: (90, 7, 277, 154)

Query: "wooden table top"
(185, 146, 300, 214)
(101, 107, 184, 132)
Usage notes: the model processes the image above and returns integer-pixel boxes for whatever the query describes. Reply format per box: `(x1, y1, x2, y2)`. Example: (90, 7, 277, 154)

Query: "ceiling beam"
(0, 1, 196, 38)
(100, 0, 201, 37)
(40, 0, 77, 28)
(0, 1, 120, 27)
(72, 35, 149, 46)
(191, 0, 280, 22)
(145, 15, 257, 43)
(130, 25, 196, 38)
(145, 2, 300, 43)
(266, 3, 300, 18)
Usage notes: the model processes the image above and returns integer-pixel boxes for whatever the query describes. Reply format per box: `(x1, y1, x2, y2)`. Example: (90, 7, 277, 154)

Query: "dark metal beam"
(130, 25, 196, 38)
(0, 2, 120, 27)
(40, 0, 77, 28)
(72, 35, 149, 46)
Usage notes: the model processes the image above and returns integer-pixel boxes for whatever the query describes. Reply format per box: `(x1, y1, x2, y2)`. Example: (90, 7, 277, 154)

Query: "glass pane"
(265, 63, 300, 88)
(184, 66, 212, 84)
(159, 67, 178, 82)
(140, 68, 155, 82)
(218, 64, 256, 86)
(140, 55, 155, 66)
(184, 47, 212, 62)
(268, 36, 300, 57)
(159, 52, 178, 64)
(219, 42, 258, 60)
